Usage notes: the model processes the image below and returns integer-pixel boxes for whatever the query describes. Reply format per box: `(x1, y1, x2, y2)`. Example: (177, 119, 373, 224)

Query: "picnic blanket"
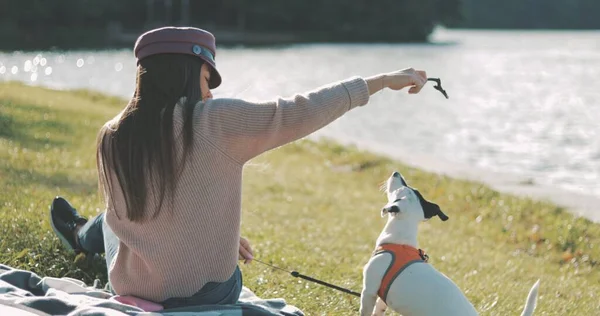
(0, 264, 304, 316)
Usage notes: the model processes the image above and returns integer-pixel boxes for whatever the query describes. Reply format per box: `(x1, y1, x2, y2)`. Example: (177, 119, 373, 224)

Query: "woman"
(50, 26, 429, 308)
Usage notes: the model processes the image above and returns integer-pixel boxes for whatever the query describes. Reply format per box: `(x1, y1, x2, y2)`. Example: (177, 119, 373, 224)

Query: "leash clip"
(418, 249, 429, 262)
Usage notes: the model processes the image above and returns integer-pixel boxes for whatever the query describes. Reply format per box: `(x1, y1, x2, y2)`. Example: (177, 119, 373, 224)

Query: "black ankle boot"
(49, 196, 88, 254)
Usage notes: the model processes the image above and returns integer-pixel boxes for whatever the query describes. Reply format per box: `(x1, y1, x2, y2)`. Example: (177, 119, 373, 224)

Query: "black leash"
(252, 258, 361, 298)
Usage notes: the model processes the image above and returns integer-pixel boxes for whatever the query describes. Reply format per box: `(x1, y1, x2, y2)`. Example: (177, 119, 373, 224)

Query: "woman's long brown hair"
(96, 54, 203, 222)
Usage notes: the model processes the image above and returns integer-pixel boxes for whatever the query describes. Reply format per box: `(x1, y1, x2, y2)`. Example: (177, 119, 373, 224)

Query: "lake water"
(1, 29, 599, 220)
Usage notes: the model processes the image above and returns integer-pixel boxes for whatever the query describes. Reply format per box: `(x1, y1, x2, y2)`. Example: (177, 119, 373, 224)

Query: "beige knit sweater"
(103, 76, 370, 302)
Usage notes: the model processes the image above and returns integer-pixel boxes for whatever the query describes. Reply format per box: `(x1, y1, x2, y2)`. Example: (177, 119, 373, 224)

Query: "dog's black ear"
(414, 190, 449, 221)
(426, 202, 449, 221)
(381, 205, 400, 217)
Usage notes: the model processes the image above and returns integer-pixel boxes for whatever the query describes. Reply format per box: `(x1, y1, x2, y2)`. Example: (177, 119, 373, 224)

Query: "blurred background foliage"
(0, 0, 598, 50)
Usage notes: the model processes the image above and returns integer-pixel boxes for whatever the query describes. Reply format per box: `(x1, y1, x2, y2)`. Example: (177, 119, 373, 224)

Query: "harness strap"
(373, 244, 428, 303)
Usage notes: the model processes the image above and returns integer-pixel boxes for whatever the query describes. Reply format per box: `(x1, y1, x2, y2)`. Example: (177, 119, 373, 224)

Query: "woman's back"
(105, 103, 243, 301)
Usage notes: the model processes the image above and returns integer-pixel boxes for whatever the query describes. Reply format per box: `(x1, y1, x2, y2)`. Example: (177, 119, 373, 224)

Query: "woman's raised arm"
(195, 69, 427, 164)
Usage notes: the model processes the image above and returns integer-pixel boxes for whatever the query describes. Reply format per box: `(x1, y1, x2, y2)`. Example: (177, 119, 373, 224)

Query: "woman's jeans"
(76, 213, 242, 308)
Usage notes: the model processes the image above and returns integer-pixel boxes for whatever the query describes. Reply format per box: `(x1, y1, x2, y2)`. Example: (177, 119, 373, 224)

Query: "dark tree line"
(460, 0, 600, 29)
(0, 0, 460, 50)
(1, 0, 598, 50)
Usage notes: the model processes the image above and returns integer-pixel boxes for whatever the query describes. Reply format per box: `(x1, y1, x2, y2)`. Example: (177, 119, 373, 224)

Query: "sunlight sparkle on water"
(11, 66, 18, 74)
(23, 60, 32, 72)
(76, 59, 84, 68)
(44, 67, 53, 76)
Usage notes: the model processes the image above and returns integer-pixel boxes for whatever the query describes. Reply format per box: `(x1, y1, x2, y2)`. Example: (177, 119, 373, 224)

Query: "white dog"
(360, 171, 540, 316)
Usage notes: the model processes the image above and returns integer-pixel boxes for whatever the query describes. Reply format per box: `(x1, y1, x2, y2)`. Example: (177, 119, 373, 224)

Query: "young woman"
(50, 26, 429, 308)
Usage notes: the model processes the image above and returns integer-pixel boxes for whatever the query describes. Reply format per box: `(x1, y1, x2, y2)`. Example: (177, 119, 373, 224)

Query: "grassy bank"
(1, 82, 598, 315)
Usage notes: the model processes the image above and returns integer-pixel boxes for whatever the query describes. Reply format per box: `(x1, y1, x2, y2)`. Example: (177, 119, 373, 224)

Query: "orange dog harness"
(373, 244, 429, 303)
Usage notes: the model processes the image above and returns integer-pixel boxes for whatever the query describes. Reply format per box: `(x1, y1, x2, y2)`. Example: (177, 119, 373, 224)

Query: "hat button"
(192, 45, 202, 55)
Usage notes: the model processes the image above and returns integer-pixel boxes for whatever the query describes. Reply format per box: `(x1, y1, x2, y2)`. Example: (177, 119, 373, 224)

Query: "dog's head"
(381, 171, 449, 222)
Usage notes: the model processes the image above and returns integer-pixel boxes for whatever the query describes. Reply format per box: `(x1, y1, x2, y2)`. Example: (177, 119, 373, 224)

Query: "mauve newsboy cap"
(134, 26, 222, 89)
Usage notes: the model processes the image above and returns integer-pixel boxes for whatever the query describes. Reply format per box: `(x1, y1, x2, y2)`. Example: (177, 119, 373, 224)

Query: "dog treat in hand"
(427, 78, 449, 99)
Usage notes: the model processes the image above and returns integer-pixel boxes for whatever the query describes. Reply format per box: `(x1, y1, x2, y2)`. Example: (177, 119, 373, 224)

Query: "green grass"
(1, 82, 599, 315)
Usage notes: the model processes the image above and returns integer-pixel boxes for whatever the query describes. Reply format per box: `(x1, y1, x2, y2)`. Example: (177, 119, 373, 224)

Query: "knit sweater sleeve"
(194, 76, 370, 164)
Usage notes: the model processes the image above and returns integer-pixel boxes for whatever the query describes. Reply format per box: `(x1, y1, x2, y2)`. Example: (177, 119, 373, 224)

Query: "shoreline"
(3, 80, 598, 223)
(313, 133, 600, 223)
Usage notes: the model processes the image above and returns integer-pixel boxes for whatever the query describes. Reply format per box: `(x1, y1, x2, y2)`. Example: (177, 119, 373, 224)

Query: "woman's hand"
(366, 68, 428, 95)
(239, 237, 254, 264)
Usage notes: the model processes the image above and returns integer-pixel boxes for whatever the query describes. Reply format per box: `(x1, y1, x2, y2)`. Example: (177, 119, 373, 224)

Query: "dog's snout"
(392, 171, 407, 186)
